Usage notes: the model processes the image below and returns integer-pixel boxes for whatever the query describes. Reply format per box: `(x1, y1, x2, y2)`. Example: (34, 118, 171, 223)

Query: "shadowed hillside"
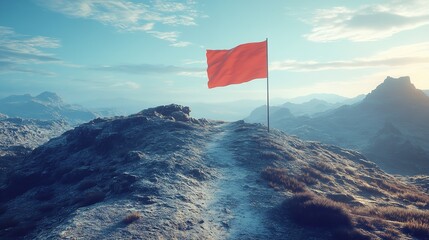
(247, 76, 429, 175)
(0, 117, 69, 184)
(0, 105, 427, 239)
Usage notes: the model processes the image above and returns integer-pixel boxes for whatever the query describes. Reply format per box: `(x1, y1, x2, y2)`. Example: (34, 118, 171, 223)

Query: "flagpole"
(266, 38, 270, 132)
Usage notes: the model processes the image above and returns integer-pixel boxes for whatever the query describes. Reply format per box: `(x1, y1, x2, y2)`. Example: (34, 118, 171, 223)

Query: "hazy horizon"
(2, 1, 429, 104)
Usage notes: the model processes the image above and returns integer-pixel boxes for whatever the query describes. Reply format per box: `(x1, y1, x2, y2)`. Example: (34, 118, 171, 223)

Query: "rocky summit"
(0, 104, 428, 239)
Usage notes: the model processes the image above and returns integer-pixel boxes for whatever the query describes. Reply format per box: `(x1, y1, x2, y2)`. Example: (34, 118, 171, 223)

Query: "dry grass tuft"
(261, 167, 306, 192)
(301, 167, 331, 182)
(357, 182, 384, 195)
(312, 162, 336, 174)
(398, 191, 429, 204)
(372, 178, 404, 194)
(403, 220, 429, 239)
(123, 211, 141, 224)
(286, 191, 352, 228)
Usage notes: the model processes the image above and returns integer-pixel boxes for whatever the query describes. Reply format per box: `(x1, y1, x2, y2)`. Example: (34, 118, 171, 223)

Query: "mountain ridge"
(246, 76, 429, 175)
(0, 92, 97, 125)
(0, 104, 428, 239)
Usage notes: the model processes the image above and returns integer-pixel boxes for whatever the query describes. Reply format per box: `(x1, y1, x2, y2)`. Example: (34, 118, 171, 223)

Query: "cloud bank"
(271, 42, 429, 71)
(305, 0, 429, 42)
(0, 26, 60, 75)
(91, 63, 205, 77)
(37, 0, 202, 47)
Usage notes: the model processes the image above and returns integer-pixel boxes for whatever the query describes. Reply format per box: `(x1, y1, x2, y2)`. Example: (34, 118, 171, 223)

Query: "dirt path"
(203, 123, 272, 239)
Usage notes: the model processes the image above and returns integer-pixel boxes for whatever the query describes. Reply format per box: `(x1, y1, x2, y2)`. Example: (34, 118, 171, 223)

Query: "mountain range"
(0, 104, 428, 239)
(0, 92, 97, 125)
(247, 76, 429, 175)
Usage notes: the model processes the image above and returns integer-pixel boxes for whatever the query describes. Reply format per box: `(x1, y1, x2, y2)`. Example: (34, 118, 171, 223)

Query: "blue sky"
(1, 0, 429, 105)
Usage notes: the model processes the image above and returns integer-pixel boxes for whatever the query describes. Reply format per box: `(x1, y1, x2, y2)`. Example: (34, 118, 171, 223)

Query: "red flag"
(206, 40, 267, 88)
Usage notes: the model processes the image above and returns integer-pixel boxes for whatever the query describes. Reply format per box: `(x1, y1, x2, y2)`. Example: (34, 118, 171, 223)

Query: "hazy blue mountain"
(241, 105, 293, 124)
(424, 90, 429, 96)
(246, 94, 366, 124)
(341, 94, 366, 105)
(0, 104, 426, 239)
(246, 99, 343, 124)
(250, 76, 429, 175)
(287, 93, 348, 104)
(0, 92, 98, 125)
(77, 97, 151, 117)
(281, 99, 343, 116)
(187, 100, 265, 121)
(365, 122, 429, 175)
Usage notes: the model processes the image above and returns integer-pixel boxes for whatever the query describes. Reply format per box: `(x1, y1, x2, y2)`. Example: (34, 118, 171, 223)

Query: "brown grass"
(312, 162, 336, 174)
(261, 167, 306, 192)
(354, 205, 429, 237)
(282, 190, 429, 239)
(297, 173, 318, 185)
(398, 192, 429, 204)
(285, 191, 352, 228)
(301, 167, 331, 182)
(357, 182, 384, 195)
(403, 220, 429, 239)
(372, 177, 404, 194)
(123, 212, 141, 224)
(378, 207, 429, 224)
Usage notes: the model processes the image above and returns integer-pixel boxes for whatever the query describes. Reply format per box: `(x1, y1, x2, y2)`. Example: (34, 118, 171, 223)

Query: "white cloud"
(0, 26, 61, 75)
(305, 0, 429, 42)
(177, 71, 205, 78)
(37, 0, 200, 46)
(182, 59, 205, 65)
(271, 42, 429, 72)
(148, 30, 179, 42)
(111, 81, 140, 89)
(90, 63, 204, 76)
(170, 41, 191, 47)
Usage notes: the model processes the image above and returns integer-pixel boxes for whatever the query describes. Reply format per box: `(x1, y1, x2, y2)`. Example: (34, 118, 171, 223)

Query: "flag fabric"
(206, 40, 267, 88)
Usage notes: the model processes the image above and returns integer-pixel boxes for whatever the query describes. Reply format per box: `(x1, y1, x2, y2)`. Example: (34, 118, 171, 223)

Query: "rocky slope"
(0, 92, 97, 125)
(0, 118, 68, 151)
(247, 76, 429, 175)
(0, 117, 69, 183)
(0, 104, 428, 239)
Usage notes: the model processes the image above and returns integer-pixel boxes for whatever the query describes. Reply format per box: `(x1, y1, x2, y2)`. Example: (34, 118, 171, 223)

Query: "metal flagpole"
(266, 38, 270, 132)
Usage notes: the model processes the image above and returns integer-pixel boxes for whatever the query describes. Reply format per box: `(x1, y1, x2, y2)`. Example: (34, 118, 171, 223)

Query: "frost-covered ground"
(0, 105, 428, 239)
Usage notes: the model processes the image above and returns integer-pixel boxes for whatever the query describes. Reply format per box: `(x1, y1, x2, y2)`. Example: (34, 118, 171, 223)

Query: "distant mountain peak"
(362, 76, 428, 107)
(378, 76, 414, 91)
(36, 91, 63, 103)
(0, 92, 96, 124)
(385, 76, 411, 84)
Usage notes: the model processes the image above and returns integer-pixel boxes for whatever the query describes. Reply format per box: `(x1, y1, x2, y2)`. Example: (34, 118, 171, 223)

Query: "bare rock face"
(0, 105, 428, 240)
